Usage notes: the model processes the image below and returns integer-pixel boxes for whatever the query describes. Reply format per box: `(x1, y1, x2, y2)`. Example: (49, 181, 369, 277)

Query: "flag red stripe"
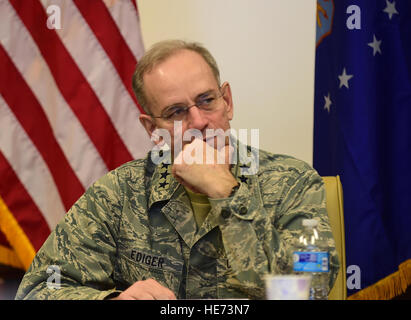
(10, 0, 134, 170)
(0, 231, 11, 249)
(0, 46, 85, 210)
(130, 0, 138, 13)
(0, 151, 50, 251)
(74, 0, 144, 113)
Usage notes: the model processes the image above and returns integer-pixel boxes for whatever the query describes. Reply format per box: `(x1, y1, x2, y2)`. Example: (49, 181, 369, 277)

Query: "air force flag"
(314, 0, 411, 299)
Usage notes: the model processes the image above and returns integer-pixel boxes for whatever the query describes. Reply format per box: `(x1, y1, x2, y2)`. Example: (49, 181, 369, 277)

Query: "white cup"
(265, 274, 312, 300)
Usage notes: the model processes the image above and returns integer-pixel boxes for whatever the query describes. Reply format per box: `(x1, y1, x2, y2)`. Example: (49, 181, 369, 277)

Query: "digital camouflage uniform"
(15, 147, 339, 300)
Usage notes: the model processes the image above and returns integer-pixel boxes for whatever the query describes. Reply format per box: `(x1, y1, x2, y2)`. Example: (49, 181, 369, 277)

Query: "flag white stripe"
(0, 95, 66, 229)
(0, 2, 109, 189)
(102, 0, 145, 60)
(40, 0, 152, 160)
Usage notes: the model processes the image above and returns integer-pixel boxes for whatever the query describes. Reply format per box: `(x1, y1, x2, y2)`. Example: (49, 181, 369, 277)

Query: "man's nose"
(186, 106, 208, 130)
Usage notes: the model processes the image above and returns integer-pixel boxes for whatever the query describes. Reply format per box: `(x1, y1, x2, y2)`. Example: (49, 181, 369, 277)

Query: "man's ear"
(139, 114, 158, 141)
(221, 82, 234, 120)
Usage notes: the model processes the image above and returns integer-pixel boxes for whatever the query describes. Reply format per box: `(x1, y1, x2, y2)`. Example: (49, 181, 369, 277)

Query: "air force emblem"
(316, 0, 334, 47)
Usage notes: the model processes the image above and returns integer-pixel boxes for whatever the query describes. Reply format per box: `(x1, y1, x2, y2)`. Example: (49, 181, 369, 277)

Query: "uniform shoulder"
(91, 157, 148, 190)
(114, 157, 147, 173)
(257, 149, 317, 177)
(109, 157, 148, 177)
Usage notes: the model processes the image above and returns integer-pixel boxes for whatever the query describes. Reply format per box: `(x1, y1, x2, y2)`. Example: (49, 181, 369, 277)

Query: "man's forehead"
(143, 50, 218, 106)
(147, 49, 212, 80)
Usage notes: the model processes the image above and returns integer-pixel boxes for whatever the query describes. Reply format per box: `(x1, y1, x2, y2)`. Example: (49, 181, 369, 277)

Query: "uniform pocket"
(215, 257, 245, 299)
(115, 248, 184, 295)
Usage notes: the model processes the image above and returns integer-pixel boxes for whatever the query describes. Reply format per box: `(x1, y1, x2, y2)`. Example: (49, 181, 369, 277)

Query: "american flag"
(0, 0, 152, 270)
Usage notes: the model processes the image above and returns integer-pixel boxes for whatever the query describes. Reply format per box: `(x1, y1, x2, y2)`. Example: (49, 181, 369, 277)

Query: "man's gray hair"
(132, 40, 221, 114)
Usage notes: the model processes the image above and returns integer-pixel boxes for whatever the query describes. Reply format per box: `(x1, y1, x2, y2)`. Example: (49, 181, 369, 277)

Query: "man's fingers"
(118, 279, 176, 300)
(154, 292, 177, 300)
(139, 279, 177, 300)
(131, 292, 156, 300)
(174, 138, 233, 166)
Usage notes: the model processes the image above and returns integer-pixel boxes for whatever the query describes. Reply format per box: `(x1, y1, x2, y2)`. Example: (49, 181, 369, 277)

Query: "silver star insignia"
(368, 34, 382, 56)
(338, 68, 353, 89)
(383, 0, 399, 20)
(324, 93, 332, 113)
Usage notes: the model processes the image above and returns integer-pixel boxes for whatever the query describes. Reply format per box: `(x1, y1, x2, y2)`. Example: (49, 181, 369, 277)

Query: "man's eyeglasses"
(149, 86, 226, 122)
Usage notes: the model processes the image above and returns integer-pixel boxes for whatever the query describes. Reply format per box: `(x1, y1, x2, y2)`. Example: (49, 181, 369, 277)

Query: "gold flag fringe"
(348, 259, 411, 300)
(0, 195, 35, 270)
(0, 244, 25, 269)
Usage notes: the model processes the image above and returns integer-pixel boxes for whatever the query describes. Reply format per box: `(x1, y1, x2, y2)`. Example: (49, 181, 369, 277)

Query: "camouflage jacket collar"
(145, 138, 256, 209)
(147, 159, 180, 208)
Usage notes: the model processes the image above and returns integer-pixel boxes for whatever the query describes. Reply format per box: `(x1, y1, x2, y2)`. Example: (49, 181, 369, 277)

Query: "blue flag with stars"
(314, 0, 411, 299)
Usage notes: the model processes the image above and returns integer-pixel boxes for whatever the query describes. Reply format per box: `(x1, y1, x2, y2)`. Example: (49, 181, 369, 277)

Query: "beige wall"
(138, 0, 316, 164)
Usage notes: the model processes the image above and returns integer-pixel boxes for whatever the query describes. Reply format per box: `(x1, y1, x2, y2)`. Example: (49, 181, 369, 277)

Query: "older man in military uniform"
(16, 40, 339, 300)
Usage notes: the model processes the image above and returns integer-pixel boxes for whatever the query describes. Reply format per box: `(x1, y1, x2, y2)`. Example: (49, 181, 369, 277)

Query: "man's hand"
(111, 279, 176, 300)
(172, 138, 238, 198)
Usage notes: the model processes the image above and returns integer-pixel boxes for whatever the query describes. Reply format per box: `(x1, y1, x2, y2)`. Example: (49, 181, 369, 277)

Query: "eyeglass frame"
(147, 84, 227, 122)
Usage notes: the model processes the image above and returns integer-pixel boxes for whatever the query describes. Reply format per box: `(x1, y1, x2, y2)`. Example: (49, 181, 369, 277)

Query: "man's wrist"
(208, 179, 239, 199)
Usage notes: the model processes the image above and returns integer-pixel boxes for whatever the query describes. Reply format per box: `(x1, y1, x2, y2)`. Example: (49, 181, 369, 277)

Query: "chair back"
(322, 176, 347, 300)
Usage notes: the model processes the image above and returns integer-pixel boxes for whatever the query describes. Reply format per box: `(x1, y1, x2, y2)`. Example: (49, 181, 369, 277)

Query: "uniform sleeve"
(209, 181, 269, 299)
(272, 167, 340, 291)
(15, 171, 123, 300)
(208, 163, 340, 299)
